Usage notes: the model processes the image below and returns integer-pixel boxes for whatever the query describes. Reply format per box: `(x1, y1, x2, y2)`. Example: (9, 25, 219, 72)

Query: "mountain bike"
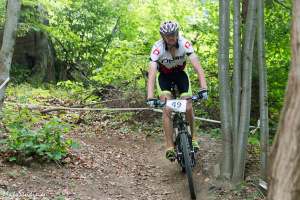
(153, 87, 200, 200)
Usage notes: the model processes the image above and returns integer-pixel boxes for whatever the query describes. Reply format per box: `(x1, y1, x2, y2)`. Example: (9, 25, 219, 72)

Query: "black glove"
(198, 89, 208, 100)
(146, 98, 159, 107)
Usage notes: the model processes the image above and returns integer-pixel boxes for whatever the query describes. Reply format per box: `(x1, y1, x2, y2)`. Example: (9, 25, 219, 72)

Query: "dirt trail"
(0, 119, 224, 200)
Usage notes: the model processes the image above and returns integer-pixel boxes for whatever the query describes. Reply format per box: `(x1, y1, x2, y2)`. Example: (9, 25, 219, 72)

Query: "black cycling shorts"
(156, 70, 192, 97)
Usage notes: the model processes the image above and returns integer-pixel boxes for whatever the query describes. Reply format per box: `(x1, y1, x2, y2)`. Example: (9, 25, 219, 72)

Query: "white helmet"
(159, 21, 179, 37)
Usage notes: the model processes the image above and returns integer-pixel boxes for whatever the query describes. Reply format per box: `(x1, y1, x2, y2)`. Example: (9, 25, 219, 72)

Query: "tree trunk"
(218, 0, 233, 180)
(232, 0, 242, 166)
(268, 1, 300, 199)
(31, 4, 56, 82)
(232, 0, 257, 183)
(242, 0, 249, 24)
(257, 0, 269, 181)
(0, 0, 21, 110)
(32, 31, 56, 82)
(251, 40, 260, 124)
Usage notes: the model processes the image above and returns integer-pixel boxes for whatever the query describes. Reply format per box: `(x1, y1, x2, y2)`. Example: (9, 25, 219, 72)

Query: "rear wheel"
(180, 133, 196, 199)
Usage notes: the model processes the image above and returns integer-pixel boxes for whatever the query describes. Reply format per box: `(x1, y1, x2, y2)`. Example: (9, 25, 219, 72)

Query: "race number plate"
(166, 100, 187, 112)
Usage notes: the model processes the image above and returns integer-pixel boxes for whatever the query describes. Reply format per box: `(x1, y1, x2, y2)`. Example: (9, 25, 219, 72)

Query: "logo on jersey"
(184, 41, 191, 49)
(152, 48, 160, 55)
(161, 55, 185, 64)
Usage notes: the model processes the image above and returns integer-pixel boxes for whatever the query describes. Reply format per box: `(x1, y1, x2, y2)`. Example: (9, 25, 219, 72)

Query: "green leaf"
(53, 152, 62, 160)
(8, 157, 17, 162)
(70, 141, 80, 149)
(249, 136, 259, 145)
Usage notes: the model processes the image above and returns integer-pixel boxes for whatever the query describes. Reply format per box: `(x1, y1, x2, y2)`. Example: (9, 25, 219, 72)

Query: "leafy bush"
(10, 64, 31, 84)
(56, 80, 98, 101)
(57, 80, 85, 95)
(1, 107, 78, 162)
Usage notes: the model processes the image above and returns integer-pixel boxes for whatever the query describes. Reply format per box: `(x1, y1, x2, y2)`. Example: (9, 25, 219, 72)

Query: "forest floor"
(0, 92, 265, 200)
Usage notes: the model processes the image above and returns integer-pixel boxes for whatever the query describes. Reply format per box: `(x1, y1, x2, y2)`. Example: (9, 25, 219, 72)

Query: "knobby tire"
(180, 133, 196, 199)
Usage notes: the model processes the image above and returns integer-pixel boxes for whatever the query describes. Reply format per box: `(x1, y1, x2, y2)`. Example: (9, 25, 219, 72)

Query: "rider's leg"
(156, 73, 175, 154)
(160, 93, 176, 160)
(160, 94, 174, 149)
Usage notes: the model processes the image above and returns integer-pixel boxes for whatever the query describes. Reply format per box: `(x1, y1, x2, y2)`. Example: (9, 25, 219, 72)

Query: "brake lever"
(191, 95, 199, 101)
(155, 99, 166, 107)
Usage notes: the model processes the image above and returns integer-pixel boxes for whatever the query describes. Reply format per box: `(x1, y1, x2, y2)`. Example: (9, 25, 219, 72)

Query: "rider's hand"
(198, 89, 208, 100)
(146, 98, 158, 107)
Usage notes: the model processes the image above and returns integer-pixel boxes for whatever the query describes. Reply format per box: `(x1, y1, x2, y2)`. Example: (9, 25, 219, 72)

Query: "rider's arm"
(189, 53, 207, 89)
(147, 61, 158, 99)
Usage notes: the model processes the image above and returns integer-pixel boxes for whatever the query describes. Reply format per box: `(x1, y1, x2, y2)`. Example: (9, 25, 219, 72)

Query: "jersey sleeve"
(149, 45, 161, 62)
(182, 38, 194, 56)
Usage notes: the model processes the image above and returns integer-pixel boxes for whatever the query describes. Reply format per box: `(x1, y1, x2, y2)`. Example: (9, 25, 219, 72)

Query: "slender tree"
(232, 0, 257, 183)
(232, 0, 242, 163)
(218, 0, 233, 179)
(257, 0, 269, 181)
(268, 1, 300, 199)
(0, 0, 21, 110)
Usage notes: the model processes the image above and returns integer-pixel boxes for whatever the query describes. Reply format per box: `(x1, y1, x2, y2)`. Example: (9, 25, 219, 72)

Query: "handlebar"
(149, 95, 201, 108)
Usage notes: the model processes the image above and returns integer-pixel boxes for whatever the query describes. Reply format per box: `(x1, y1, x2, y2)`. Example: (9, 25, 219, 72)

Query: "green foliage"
(0, 0, 292, 134)
(5, 82, 98, 104)
(210, 128, 222, 139)
(57, 80, 84, 97)
(40, 0, 129, 73)
(265, 3, 291, 125)
(0, 0, 6, 27)
(248, 134, 260, 145)
(57, 80, 100, 101)
(10, 64, 32, 84)
(1, 107, 78, 162)
(6, 83, 52, 105)
(91, 0, 214, 90)
(200, 128, 221, 139)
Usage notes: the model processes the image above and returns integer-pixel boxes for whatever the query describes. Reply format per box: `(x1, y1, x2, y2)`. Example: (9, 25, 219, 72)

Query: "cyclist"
(146, 21, 208, 161)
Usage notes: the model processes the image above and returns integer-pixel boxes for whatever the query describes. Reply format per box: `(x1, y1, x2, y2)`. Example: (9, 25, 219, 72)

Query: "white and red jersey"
(150, 36, 194, 74)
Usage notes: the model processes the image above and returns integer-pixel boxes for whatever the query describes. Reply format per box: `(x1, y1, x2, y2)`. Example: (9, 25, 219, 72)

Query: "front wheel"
(180, 133, 196, 199)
